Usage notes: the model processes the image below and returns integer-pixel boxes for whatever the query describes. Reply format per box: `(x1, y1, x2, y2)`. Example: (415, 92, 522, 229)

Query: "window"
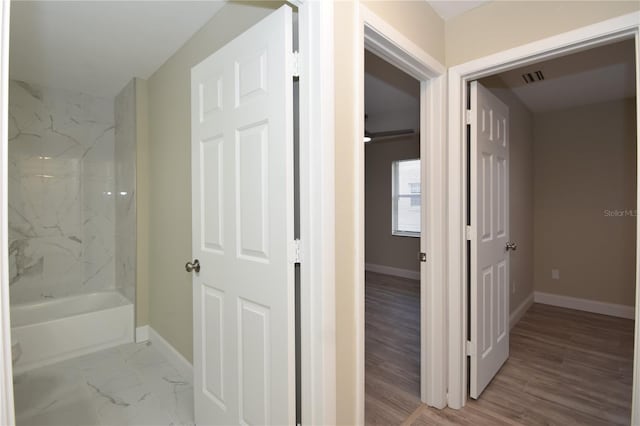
(392, 159, 421, 237)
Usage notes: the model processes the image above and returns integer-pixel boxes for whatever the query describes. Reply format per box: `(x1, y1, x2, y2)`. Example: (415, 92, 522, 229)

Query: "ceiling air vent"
(522, 70, 545, 84)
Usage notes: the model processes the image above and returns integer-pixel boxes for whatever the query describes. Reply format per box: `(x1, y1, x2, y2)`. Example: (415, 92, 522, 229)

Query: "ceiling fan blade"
(368, 129, 415, 140)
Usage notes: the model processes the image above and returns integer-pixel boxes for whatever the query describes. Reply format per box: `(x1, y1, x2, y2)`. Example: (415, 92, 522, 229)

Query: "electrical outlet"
(551, 269, 560, 280)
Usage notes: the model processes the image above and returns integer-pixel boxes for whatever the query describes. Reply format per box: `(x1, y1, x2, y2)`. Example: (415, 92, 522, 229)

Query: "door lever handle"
(185, 259, 201, 273)
(505, 242, 517, 252)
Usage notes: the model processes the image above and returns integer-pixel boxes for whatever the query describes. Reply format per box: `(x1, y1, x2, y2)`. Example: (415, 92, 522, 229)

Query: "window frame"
(391, 158, 421, 238)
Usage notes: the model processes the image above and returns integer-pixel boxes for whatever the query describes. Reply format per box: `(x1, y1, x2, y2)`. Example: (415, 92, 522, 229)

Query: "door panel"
(470, 81, 510, 399)
(238, 298, 270, 425)
(236, 124, 269, 260)
(191, 5, 295, 425)
(203, 286, 225, 408)
(201, 137, 224, 252)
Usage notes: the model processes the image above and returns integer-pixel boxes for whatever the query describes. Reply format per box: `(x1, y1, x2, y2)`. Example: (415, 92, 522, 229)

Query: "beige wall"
(363, 0, 445, 65)
(365, 137, 420, 272)
(481, 76, 535, 316)
(446, 1, 640, 66)
(145, 1, 284, 362)
(533, 98, 637, 306)
(333, 1, 444, 424)
(136, 78, 149, 326)
(334, 3, 359, 424)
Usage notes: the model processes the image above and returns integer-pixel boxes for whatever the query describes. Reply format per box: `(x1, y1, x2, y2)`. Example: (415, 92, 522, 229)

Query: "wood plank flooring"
(365, 271, 634, 425)
(365, 271, 422, 425)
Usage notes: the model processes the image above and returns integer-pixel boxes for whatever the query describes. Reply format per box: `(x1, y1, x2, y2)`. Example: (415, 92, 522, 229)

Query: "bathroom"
(5, 1, 232, 424)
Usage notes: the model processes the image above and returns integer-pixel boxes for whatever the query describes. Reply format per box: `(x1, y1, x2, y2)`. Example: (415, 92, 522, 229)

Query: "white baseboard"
(534, 291, 635, 319)
(135, 325, 149, 343)
(510, 292, 534, 329)
(365, 263, 420, 280)
(148, 327, 193, 379)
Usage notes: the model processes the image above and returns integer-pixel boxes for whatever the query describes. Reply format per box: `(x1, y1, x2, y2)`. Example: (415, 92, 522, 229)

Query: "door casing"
(447, 11, 640, 423)
(287, 1, 337, 425)
(0, 0, 13, 423)
(354, 4, 448, 423)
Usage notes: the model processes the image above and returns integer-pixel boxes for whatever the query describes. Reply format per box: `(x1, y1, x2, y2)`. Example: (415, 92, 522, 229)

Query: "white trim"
(509, 293, 534, 329)
(420, 47, 448, 411)
(446, 12, 640, 416)
(135, 325, 150, 343)
(296, 1, 336, 425)
(0, 0, 14, 425)
(365, 263, 420, 280)
(361, 8, 445, 78)
(148, 327, 193, 380)
(534, 292, 635, 320)
(356, 5, 448, 421)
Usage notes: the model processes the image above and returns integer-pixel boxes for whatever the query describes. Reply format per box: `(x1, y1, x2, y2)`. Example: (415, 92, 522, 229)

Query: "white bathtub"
(11, 291, 134, 374)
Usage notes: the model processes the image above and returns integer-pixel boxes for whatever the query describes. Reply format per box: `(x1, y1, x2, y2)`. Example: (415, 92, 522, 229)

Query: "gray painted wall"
(364, 136, 420, 273)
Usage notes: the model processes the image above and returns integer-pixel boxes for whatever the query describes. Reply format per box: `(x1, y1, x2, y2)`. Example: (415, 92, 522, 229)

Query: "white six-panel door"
(190, 5, 295, 425)
(469, 81, 510, 399)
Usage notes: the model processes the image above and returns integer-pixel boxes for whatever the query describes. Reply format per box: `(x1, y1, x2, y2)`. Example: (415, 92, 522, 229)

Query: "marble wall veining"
(8, 80, 116, 304)
(115, 80, 137, 304)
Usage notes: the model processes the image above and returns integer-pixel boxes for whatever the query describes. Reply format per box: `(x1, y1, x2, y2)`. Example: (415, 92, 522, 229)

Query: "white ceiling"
(9, 1, 227, 98)
(365, 51, 420, 133)
(489, 39, 636, 113)
(427, 0, 489, 20)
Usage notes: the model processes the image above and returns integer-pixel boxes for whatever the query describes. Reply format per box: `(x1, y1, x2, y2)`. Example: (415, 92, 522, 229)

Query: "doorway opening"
(5, 2, 313, 426)
(355, 6, 448, 423)
(464, 37, 637, 423)
(363, 49, 422, 424)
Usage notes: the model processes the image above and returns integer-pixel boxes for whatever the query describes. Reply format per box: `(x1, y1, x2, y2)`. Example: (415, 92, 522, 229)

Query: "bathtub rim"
(10, 291, 132, 328)
(11, 296, 134, 374)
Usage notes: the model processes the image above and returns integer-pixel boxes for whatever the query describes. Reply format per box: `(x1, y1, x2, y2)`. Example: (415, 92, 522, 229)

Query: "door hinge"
(290, 51, 300, 78)
(465, 225, 472, 241)
(466, 340, 475, 356)
(291, 239, 302, 264)
(419, 252, 427, 263)
(465, 109, 473, 125)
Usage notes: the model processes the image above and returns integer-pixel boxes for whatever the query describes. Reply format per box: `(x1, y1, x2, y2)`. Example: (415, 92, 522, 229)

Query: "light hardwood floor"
(365, 271, 634, 425)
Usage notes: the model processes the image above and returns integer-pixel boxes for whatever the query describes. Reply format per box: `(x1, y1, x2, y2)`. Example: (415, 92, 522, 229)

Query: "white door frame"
(0, 1, 336, 425)
(447, 11, 640, 422)
(355, 4, 448, 422)
(291, 1, 337, 425)
(0, 0, 14, 423)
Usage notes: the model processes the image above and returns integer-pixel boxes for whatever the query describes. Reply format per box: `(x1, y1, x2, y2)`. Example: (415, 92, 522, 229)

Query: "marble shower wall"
(115, 80, 137, 304)
(8, 80, 116, 304)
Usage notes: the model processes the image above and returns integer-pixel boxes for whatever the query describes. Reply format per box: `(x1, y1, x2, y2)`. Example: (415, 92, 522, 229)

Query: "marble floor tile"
(13, 341, 194, 426)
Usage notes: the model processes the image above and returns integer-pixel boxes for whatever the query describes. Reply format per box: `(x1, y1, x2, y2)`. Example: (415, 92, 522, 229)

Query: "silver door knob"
(185, 259, 200, 273)
(505, 242, 517, 251)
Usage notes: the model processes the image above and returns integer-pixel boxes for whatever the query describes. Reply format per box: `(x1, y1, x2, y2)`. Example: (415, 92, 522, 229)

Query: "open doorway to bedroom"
(363, 50, 423, 425)
(464, 37, 637, 424)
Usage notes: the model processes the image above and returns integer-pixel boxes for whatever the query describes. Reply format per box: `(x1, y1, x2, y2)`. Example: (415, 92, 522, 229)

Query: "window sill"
(392, 231, 420, 238)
